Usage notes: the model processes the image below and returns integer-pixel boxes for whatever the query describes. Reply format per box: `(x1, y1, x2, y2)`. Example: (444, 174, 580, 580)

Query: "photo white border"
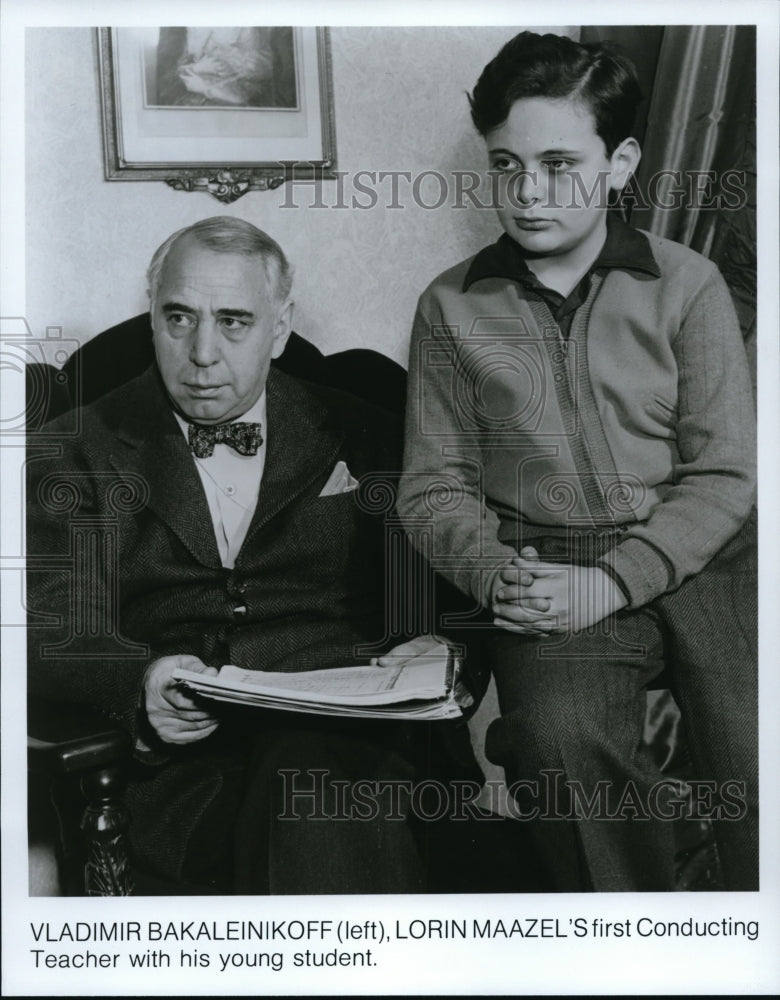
(2, 0, 778, 996)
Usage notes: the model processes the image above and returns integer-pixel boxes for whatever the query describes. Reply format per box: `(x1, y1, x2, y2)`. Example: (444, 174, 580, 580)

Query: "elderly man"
(27, 216, 478, 894)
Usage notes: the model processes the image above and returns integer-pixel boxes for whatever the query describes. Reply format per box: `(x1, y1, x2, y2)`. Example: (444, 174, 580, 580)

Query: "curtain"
(582, 25, 757, 373)
(633, 26, 756, 354)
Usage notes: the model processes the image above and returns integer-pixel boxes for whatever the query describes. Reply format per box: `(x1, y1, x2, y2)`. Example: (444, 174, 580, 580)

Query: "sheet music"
(172, 643, 460, 716)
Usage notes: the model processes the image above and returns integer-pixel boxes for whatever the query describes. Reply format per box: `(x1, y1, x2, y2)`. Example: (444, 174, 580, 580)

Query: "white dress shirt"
(174, 394, 267, 568)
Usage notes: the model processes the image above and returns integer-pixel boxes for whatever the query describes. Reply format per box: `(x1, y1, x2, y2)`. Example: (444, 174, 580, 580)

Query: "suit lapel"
(243, 369, 345, 541)
(107, 367, 222, 568)
(104, 366, 344, 566)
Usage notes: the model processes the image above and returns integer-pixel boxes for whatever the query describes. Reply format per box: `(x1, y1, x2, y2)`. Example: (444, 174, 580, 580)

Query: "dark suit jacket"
(27, 364, 477, 880)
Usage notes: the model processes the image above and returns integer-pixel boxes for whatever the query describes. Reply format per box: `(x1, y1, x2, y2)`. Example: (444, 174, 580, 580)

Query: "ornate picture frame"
(97, 26, 336, 203)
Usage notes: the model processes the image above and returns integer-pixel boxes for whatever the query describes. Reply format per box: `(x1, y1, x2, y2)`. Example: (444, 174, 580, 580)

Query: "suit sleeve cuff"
(130, 656, 173, 766)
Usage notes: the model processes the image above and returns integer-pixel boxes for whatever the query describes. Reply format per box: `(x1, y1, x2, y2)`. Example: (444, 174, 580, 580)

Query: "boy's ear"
(608, 137, 641, 192)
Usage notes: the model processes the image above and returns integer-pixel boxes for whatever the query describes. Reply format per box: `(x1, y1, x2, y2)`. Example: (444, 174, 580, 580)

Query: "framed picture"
(97, 26, 336, 203)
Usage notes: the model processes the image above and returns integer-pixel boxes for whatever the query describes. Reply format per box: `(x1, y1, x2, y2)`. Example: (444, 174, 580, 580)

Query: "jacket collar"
(107, 365, 344, 567)
(463, 213, 661, 291)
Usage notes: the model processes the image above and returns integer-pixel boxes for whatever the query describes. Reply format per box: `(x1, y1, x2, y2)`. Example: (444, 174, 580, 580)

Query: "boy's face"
(486, 96, 636, 263)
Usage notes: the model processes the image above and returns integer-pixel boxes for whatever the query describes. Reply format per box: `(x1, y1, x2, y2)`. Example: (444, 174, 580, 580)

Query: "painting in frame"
(97, 26, 336, 203)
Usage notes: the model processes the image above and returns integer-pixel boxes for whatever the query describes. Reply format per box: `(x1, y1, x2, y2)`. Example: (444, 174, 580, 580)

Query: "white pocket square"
(318, 460, 358, 497)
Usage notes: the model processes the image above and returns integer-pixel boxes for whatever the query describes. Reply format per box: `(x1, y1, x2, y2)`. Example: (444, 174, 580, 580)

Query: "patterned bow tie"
(188, 421, 263, 458)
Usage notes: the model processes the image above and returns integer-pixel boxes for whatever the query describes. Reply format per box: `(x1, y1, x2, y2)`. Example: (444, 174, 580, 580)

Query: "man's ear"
(608, 137, 641, 192)
(271, 298, 294, 359)
(149, 300, 161, 343)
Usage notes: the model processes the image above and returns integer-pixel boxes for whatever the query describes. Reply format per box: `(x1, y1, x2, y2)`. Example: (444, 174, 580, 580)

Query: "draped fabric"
(581, 26, 756, 361)
(632, 26, 757, 369)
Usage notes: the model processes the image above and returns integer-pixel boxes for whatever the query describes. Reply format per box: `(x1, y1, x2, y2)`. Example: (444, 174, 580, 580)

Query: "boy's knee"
(484, 704, 580, 769)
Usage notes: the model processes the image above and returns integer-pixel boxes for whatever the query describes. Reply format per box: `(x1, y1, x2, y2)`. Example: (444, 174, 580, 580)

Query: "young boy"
(397, 31, 757, 891)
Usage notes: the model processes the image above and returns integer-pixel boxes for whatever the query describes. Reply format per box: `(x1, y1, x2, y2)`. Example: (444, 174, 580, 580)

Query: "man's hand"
(144, 654, 221, 744)
(372, 634, 445, 667)
(494, 559, 628, 634)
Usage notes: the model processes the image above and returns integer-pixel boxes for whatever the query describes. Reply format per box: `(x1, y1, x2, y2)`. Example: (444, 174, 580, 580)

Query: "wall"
(25, 25, 573, 366)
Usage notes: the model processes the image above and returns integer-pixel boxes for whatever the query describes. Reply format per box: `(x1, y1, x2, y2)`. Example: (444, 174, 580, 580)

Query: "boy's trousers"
(484, 510, 758, 892)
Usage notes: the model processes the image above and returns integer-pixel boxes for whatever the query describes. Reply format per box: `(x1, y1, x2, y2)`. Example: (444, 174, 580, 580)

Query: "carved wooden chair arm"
(28, 701, 134, 895)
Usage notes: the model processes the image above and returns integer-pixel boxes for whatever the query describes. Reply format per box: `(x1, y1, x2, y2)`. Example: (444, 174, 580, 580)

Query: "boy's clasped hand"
(492, 547, 628, 635)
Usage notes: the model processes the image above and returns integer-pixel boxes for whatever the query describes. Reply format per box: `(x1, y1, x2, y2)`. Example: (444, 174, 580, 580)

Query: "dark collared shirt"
(463, 213, 661, 338)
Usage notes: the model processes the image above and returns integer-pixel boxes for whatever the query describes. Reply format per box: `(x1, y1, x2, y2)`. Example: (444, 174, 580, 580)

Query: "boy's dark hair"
(469, 31, 642, 155)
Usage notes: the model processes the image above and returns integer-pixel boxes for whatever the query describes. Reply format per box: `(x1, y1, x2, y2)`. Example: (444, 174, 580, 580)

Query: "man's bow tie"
(188, 421, 263, 458)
